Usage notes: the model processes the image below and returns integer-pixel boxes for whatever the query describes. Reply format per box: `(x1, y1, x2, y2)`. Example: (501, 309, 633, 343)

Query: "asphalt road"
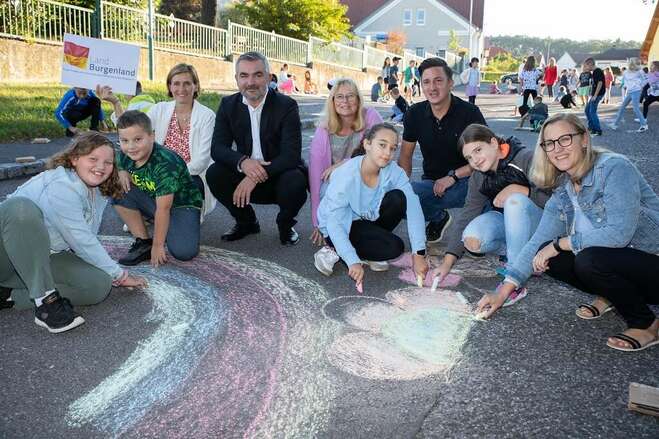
(0, 91, 657, 438)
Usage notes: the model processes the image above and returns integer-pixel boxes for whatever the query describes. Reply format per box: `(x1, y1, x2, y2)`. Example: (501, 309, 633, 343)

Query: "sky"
(483, 0, 656, 42)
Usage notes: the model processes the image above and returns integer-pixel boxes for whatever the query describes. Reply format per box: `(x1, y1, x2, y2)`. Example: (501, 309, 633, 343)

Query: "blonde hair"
(530, 113, 601, 190)
(166, 63, 200, 99)
(48, 132, 123, 199)
(321, 78, 366, 135)
(627, 58, 640, 72)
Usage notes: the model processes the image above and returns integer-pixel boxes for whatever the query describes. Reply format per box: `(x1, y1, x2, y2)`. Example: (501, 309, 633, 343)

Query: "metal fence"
(229, 22, 307, 66)
(310, 37, 362, 71)
(0, 0, 94, 43)
(1, 0, 449, 74)
(102, 2, 226, 58)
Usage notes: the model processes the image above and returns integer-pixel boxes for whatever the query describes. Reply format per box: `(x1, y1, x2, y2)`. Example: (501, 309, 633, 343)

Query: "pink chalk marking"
(398, 268, 461, 288)
(390, 252, 413, 268)
(125, 255, 288, 438)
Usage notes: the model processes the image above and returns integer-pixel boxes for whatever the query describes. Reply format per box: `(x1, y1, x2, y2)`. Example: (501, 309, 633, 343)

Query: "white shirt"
(242, 89, 268, 161)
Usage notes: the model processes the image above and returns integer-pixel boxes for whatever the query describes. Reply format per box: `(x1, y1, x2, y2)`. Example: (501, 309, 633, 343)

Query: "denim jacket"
(9, 166, 123, 279)
(506, 153, 659, 287)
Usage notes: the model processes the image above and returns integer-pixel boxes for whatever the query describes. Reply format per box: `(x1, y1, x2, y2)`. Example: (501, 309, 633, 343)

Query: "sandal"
(575, 302, 613, 320)
(606, 333, 659, 352)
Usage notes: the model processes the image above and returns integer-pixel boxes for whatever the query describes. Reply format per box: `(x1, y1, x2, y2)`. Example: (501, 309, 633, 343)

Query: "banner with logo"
(61, 34, 140, 95)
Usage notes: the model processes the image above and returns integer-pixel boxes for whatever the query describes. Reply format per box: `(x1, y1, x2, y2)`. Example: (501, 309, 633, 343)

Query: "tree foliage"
(62, 0, 147, 9)
(233, 0, 351, 41)
(482, 52, 524, 73)
(488, 35, 641, 59)
(448, 30, 461, 53)
(386, 31, 406, 54)
(158, 0, 201, 21)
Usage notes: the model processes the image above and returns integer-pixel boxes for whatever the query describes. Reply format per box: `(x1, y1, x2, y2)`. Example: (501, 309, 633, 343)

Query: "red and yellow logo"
(63, 41, 90, 69)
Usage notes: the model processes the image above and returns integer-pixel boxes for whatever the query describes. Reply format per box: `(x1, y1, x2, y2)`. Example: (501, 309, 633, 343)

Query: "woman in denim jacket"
(477, 113, 659, 352)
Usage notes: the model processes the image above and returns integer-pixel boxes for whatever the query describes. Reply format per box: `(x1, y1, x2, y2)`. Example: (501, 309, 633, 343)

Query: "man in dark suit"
(207, 51, 307, 245)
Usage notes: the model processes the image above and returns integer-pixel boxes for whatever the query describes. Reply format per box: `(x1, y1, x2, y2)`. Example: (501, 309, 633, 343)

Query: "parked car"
(500, 73, 519, 84)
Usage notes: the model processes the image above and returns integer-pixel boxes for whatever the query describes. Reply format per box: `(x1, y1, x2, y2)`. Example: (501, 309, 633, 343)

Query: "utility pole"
(468, 0, 473, 58)
(147, 0, 154, 80)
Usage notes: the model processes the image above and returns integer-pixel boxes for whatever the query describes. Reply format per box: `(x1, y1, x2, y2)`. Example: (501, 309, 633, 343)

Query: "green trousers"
(0, 197, 112, 310)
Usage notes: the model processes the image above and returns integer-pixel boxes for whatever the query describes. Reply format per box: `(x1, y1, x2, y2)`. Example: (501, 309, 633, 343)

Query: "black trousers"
(468, 95, 476, 104)
(545, 246, 659, 329)
(522, 89, 538, 105)
(546, 84, 554, 98)
(206, 162, 307, 230)
(642, 94, 658, 118)
(63, 97, 102, 136)
(327, 189, 406, 262)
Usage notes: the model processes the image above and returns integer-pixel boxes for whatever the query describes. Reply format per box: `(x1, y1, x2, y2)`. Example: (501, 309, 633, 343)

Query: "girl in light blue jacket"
(2, 132, 146, 333)
(315, 123, 429, 289)
(477, 113, 659, 352)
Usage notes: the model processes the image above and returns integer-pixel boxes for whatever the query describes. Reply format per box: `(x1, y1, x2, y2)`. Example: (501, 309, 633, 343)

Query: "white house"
(341, 0, 485, 60)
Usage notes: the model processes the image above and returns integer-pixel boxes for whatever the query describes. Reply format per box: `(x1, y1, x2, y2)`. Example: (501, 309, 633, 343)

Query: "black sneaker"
(34, 291, 85, 333)
(221, 221, 261, 242)
(426, 213, 452, 244)
(279, 227, 300, 246)
(0, 286, 13, 310)
(118, 237, 153, 266)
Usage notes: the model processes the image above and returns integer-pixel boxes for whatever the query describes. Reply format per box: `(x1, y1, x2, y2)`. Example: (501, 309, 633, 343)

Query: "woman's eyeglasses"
(540, 132, 581, 152)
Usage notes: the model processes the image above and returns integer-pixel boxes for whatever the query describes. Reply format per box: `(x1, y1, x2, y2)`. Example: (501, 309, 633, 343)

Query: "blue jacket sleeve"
(55, 90, 75, 129)
(392, 168, 426, 253)
(324, 192, 360, 267)
(505, 193, 564, 287)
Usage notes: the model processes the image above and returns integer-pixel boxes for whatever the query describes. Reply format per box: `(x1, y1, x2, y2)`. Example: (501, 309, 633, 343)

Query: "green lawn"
(0, 83, 222, 142)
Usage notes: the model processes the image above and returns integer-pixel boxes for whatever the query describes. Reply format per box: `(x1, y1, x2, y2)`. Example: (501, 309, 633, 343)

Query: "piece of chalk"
(430, 276, 440, 292)
(416, 274, 424, 288)
(356, 281, 363, 294)
(474, 311, 489, 321)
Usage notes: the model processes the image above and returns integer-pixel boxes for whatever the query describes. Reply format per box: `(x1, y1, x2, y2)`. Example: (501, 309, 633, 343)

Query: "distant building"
(641, 1, 659, 64)
(340, 0, 485, 59)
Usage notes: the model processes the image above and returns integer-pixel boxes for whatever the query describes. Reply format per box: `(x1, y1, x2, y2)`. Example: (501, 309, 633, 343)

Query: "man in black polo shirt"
(399, 57, 486, 243)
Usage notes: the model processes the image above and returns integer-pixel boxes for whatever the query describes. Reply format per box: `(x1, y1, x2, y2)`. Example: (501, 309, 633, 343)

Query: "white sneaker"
(122, 223, 129, 232)
(608, 123, 618, 130)
(637, 125, 648, 133)
(364, 260, 390, 272)
(314, 246, 339, 276)
(634, 118, 640, 122)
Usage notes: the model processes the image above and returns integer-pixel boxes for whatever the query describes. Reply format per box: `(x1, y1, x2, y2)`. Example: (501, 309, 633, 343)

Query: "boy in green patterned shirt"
(114, 110, 203, 266)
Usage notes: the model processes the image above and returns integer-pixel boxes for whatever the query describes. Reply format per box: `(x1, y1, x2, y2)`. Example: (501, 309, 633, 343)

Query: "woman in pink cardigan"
(309, 78, 383, 246)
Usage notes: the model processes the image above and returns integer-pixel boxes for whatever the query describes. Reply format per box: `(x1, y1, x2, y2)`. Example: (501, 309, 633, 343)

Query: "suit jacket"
(210, 89, 303, 178)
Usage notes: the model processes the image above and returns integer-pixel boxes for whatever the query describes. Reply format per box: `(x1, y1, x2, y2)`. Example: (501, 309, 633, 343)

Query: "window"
(416, 9, 426, 26)
(403, 9, 412, 26)
(416, 47, 425, 57)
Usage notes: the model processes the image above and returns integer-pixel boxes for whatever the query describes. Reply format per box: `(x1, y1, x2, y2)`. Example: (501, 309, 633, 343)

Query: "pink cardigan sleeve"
(309, 125, 331, 227)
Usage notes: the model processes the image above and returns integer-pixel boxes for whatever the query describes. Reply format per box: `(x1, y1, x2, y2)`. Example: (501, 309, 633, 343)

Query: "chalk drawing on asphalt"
(65, 236, 339, 438)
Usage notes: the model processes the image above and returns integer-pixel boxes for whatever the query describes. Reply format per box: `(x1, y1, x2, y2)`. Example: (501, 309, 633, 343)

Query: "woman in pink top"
(604, 67, 614, 104)
(543, 58, 558, 99)
(309, 78, 383, 245)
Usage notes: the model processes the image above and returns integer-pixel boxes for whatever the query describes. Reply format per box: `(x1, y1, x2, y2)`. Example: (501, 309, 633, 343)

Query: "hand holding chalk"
(430, 276, 440, 292)
(416, 274, 424, 288)
(356, 281, 363, 294)
(348, 263, 364, 294)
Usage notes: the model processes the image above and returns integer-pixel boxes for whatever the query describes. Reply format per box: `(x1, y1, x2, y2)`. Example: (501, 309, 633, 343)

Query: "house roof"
(341, 0, 485, 30)
(592, 48, 641, 61)
(641, 1, 658, 62)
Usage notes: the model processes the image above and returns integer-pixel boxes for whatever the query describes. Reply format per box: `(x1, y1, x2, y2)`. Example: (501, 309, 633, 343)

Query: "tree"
(200, 0, 216, 26)
(158, 0, 201, 21)
(386, 31, 406, 54)
(234, 0, 351, 41)
(62, 0, 147, 9)
(448, 30, 461, 53)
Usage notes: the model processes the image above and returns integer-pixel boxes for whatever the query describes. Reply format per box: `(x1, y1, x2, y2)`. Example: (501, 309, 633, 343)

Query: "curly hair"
(48, 131, 123, 199)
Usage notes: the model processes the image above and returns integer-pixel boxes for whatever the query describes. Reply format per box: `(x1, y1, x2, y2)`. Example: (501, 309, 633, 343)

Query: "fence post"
(226, 19, 232, 59)
(362, 45, 368, 72)
(147, 0, 154, 80)
(94, 0, 104, 39)
(306, 36, 313, 66)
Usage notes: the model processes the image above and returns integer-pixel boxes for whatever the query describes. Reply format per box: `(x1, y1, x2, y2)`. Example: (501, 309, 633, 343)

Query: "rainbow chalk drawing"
(65, 237, 338, 438)
(323, 287, 474, 381)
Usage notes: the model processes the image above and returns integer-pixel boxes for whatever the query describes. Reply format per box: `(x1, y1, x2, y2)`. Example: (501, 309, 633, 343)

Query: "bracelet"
(552, 237, 562, 252)
(237, 155, 248, 172)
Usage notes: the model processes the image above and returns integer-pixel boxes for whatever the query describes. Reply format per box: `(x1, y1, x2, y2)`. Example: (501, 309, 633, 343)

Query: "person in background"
(403, 60, 419, 103)
(519, 56, 543, 107)
(603, 67, 614, 104)
(382, 57, 392, 99)
(560, 89, 578, 109)
(640, 66, 650, 104)
(269, 73, 279, 91)
(517, 96, 548, 131)
(490, 81, 502, 94)
(583, 58, 605, 136)
(388, 57, 401, 92)
(462, 57, 481, 105)
(278, 63, 297, 94)
(609, 58, 649, 133)
(619, 67, 627, 100)
(304, 70, 318, 95)
(568, 68, 579, 93)
(390, 87, 408, 123)
(642, 61, 659, 120)
(100, 81, 155, 126)
(371, 76, 385, 102)
(55, 87, 105, 137)
(543, 57, 558, 100)
(476, 113, 659, 353)
(577, 67, 592, 107)
(558, 69, 569, 98)
(309, 77, 383, 248)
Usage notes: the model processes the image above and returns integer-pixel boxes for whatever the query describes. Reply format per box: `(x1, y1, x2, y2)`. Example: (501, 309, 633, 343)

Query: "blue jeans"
(113, 186, 201, 261)
(585, 94, 603, 132)
(613, 90, 647, 126)
(411, 178, 468, 223)
(462, 193, 543, 267)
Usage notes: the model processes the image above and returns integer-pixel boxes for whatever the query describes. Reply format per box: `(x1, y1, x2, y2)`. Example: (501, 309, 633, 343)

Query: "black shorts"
(388, 83, 398, 91)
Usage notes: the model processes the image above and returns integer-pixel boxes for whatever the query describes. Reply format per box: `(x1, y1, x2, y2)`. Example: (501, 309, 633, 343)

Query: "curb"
(0, 118, 317, 181)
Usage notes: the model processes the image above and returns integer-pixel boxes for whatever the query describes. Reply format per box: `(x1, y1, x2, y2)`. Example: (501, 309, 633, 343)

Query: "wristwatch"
(447, 169, 459, 183)
(552, 237, 562, 252)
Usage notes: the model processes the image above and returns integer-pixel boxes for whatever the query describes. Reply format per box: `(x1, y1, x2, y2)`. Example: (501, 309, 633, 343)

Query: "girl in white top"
(609, 58, 649, 133)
